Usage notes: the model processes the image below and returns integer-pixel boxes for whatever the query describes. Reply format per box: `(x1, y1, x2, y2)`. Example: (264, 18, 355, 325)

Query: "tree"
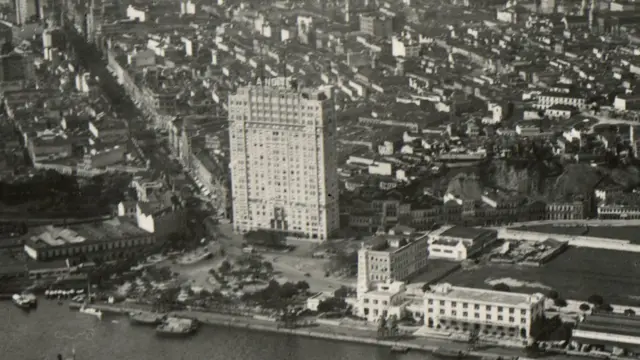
(153, 287, 180, 312)
(377, 316, 388, 338)
(579, 303, 591, 312)
(219, 260, 231, 273)
(295, 281, 310, 292)
(334, 286, 350, 299)
(598, 303, 613, 313)
(588, 294, 604, 306)
(624, 309, 636, 316)
(262, 261, 274, 273)
(167, 231, 184, 249)
(317, 297, 346, 313)
(279, 282, 298, 299)
(493, 283, 511, 292)
(386, 315, 399, 338)
(553, 298, 568, 307)
(468, 328, 480, 350)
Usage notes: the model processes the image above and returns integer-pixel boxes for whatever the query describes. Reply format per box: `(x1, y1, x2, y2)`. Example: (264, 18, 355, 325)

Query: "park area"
(516, 224, 640, 244)
(442, 247, 640, 306)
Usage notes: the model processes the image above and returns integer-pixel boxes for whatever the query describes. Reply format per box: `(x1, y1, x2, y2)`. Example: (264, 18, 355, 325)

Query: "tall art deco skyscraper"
(228, 81, 340, 241)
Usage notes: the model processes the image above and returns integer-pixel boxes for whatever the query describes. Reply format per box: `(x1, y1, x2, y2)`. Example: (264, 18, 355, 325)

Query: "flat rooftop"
(577, 313, 640, 338)
(427, 283, 543, 307)
(438, 226, 495, 240)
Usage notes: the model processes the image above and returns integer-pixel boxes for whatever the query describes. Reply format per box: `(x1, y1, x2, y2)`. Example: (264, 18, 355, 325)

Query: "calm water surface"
(1, 301, 429, 360)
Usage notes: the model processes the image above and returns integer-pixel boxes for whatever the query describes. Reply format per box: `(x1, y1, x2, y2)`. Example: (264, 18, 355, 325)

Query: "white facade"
(228, 83, 340, 241)
(356, 281, 406, 322)
(391, 35, 421, 58)
(356, 232, 430, 296)
(424, 283, 545, 346)
(126, 5, 147, 22)
(537, 93, 587, 109)
(614, 94, 640, 111)
(426, 226, 497, 261)
(180, 0, 196, 15)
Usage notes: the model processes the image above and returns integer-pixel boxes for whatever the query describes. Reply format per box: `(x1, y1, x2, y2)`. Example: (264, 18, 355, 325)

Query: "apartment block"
(228, 81, 340, 241)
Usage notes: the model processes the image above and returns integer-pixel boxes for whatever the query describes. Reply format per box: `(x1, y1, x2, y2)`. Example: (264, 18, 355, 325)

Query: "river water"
(1, 300, 428, 360)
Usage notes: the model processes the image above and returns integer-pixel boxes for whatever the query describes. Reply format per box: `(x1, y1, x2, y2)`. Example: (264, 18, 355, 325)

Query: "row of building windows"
(363, 298, 388, 305)
(429, 308, 527, 324)
(38, 236, 155, 259)
(427, 300, 527, 315)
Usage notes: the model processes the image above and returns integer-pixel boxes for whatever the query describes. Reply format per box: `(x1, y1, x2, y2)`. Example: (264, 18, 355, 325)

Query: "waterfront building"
(423, 283, 545, 346)
(228, 81, 340, 241)
(22, 218, 155, 262)
(355, 228, 429, 321)
(572, 312, 640, 353)
(426, 226, 497, 261)
(356, 281, 406, 322)
(356, 229, 429, 288)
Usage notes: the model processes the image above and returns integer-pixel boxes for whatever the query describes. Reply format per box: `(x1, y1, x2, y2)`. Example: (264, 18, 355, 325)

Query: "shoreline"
(71, 301, 577, 360)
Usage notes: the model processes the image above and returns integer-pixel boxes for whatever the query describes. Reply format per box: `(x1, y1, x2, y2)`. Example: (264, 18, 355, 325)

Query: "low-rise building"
(614, 94, 640, 111)
(356, 281, 407, 322)
(427, 226, 497, 261)
(572, 312, 640, 353)
(423, 283, 545, 346)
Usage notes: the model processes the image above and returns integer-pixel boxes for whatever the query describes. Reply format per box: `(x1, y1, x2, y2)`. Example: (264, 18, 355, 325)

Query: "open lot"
(442, 247, 640, 306)
(410, 259, 461, 285)
(517, 224, 640, 244)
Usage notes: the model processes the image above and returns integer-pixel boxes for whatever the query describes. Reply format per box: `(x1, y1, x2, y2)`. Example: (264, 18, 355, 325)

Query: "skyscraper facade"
(228, 81, 340, 241)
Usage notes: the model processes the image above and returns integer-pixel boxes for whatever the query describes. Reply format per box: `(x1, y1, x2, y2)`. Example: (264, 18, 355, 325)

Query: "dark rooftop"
(440, 226, 495, 240)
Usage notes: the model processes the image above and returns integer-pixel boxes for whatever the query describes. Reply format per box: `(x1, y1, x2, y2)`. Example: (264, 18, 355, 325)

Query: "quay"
(74, 302, 583, 360)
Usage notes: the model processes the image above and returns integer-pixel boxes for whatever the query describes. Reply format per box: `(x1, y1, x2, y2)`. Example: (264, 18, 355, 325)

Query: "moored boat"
(390, 346, 410, 353)
(12, 293, 37, 310)
(155, 317, 199, 337)
(433, 347, 470, 359)
(79, 304, 103, 320)
(129, 311, 166, 326)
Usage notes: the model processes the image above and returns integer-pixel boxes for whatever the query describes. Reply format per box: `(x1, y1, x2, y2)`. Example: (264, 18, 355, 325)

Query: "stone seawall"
(77, 302, 593, 360)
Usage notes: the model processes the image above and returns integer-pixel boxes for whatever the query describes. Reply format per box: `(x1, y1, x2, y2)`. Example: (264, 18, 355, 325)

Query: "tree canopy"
(492, 283, 511, 292)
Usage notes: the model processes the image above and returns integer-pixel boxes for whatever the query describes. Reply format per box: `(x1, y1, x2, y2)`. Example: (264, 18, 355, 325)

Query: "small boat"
(12, 293, 37, 310)
(155, 317, 199, 337)
(390, 346, 410, 353)
(129, 311, 166, 326)
(71, 295, 86, 303)
(79, 305, 103, 320)
(433, 347, 470, 359)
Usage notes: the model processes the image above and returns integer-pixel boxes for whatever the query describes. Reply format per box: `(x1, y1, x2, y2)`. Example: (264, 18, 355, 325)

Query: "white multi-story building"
(228, 81, 340, 241)
(424, 283, 545, 346)
(356, 231, 430, 292)
(355, 229, 430, 321)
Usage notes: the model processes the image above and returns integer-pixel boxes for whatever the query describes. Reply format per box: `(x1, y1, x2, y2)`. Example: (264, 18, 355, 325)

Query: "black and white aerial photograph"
(3, 0, 640, 358)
